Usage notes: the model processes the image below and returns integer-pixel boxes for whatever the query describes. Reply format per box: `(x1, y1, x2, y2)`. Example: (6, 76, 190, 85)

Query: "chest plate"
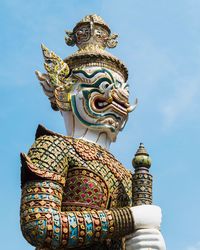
(61, 138, 133, 211)
(62, 167, 109, 211)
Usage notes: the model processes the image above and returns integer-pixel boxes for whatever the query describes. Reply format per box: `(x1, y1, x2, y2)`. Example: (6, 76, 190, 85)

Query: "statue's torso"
(25, 128, 133, 250)
(61, 137, 133, 213)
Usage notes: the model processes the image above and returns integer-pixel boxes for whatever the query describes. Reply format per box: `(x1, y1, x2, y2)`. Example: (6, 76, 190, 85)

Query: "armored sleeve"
(20, 134, 134, 249)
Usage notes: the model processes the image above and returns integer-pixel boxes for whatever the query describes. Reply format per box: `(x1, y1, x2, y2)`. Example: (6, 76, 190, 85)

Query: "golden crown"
(64, 14, 128, 81)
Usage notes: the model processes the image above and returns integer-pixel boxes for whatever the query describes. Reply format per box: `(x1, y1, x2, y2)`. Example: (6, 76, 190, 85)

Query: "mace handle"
(132, 143, 153, 206)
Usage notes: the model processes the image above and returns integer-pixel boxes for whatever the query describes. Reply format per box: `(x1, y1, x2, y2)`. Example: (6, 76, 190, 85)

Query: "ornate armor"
(20, 125, 134, 249)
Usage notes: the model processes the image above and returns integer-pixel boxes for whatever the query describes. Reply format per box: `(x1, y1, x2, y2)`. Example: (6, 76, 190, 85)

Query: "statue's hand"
(125, 228, 166, 250)
(126, 205, 166, 250)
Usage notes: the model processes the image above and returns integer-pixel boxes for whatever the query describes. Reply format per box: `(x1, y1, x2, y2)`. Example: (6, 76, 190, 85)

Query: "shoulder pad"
(20, 134, 70, 187)
(20, 152, 66, 187)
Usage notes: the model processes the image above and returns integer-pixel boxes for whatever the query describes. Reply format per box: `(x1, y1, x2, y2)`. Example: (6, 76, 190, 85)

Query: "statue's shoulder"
(20, 125, 72, 187)
(27, 124, 73, 160)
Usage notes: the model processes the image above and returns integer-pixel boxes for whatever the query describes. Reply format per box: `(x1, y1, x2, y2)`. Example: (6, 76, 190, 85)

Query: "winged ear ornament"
(65, 30, 76, 46)
(106, 33, 118, 48)
(35, 44, 72, 111)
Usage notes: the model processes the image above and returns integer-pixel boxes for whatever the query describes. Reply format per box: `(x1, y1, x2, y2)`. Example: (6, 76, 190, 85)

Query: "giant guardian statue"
(20, 14, 166, 250)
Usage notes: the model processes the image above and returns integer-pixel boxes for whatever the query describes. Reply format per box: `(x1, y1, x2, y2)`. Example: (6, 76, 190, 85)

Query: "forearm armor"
(21, 180, 134, 249)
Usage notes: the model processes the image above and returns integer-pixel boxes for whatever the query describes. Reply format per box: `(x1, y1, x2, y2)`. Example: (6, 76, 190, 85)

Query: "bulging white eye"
(124, 83, 129, 93)
(115, 81, 121, 88)
(99, 81, 110, 91)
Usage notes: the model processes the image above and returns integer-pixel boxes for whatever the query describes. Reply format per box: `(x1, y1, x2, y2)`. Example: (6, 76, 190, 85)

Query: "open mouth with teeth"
(92, 95, 130, 117)
(94, 98, 109, 109)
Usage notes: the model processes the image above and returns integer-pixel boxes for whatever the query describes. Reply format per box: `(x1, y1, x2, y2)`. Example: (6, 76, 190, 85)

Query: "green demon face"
(70, 67, 134, 141)
(36, 45, 136, 142)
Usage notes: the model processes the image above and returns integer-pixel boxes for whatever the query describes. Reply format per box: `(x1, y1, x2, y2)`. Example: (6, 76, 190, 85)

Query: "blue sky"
(1, 0, 200, 249)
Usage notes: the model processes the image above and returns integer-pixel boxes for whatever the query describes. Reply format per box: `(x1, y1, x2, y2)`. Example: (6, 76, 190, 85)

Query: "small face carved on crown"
(74, 24, 110, 49)
(75, 23, 110, 49)
(75, 24, 91, 44)
(65, 15, 118, 49)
